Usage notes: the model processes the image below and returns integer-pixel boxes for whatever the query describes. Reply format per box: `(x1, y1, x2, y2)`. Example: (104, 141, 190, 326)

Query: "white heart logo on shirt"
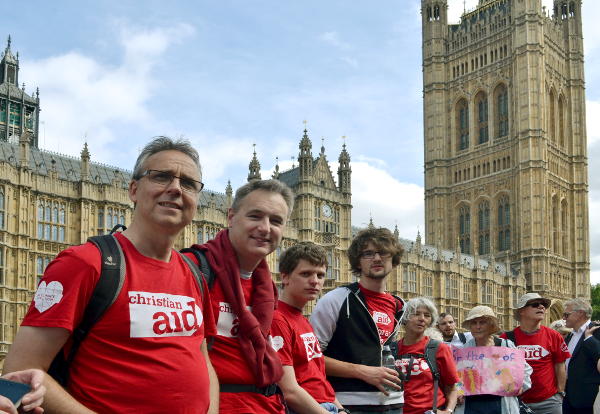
(271, 335, 284, 352)
(34, 281, 64, 313)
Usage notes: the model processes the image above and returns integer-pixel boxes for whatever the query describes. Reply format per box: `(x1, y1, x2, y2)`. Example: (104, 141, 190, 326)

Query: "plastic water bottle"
(381, 345, 397, 393)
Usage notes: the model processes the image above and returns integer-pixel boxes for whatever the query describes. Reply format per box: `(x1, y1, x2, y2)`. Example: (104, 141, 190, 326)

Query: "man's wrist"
(558, 391, 566, 398)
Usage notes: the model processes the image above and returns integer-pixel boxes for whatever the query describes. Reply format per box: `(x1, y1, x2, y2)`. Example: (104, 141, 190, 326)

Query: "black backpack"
(398, 338, 441, 411)
(48, 226, 211, 386)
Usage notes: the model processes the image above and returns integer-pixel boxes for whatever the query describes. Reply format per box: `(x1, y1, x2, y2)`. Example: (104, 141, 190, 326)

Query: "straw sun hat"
(462, 305, 500, 333)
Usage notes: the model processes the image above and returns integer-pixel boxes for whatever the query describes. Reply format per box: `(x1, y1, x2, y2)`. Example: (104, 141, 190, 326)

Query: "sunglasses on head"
(527, 302, 546, 308)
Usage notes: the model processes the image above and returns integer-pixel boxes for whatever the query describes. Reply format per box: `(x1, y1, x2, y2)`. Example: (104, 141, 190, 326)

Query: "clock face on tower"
(322, 204, 333, 218)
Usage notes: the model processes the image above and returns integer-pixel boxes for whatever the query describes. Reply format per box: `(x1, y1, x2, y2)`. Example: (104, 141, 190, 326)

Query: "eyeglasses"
(139, 169, 204, 194)
(563, 311, 575, 319)
(527, 302, 547, 309)
(360, 250, 391, 260)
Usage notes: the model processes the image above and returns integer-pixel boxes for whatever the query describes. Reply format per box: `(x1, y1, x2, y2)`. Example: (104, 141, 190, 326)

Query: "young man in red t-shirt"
(501, 293, 570, 414)
(4, 137, 218, 413)
(311, 228, 405, 412)
(272, 242, 346, 414)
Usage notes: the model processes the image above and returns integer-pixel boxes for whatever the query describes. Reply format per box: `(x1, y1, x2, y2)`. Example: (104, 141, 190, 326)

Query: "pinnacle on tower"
(272, 156, 280, 179)
(337, 140, 351, 194)
(298, 123, 313, 180)
(247, 144, 261, 181)
(81, 142, 90, 160)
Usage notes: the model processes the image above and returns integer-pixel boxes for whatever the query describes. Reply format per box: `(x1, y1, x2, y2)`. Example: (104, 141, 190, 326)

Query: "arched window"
(558, 95, 565, 147)
(549, 89, 556, 142)
(561, 199, 568, 256)
(98, 209, 104, 228)
(459, 205, 471, 254)
(552, 195, 559, 253)
(197, 228, 204, 244)
(0, 188, 5, 230)
(456, 99, 469, 150)
(434, 5, 440, 20)
(494, 84, 509, 138)
(478, 201, 490, 255)
(497, 197, 510, 251)
(475, 92, 489, 144)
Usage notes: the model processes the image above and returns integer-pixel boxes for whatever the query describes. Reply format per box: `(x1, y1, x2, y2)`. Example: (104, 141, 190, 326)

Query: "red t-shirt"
(271, 301, 336, 404)
(359, 285, 397, 344)
(22, 233, 216, 414)
(396, 336, 459, 414)
(500, 326, 570, 403)
(207, 275, 284, 413)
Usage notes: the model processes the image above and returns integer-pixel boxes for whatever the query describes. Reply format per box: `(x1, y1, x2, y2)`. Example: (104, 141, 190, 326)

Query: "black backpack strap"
(180, 247, 215, 289)
(493, 336, 503, 346)
(179, 253, 205, 298)
(458, 332, 467, 344)
(50, 234, 125, 386)
(424, 338, 441, 412)
(505, 329, 517, 345)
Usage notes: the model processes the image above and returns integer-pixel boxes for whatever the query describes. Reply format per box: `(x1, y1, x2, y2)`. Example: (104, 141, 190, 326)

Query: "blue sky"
(4, 1, 600, 283)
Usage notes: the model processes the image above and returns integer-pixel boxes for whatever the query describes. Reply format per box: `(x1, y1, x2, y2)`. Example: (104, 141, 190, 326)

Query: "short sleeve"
(271, 314, 294, 366)
(437, 342, 460, 386)
(551, 330, 571, 363)
(21, 244, 101, 332)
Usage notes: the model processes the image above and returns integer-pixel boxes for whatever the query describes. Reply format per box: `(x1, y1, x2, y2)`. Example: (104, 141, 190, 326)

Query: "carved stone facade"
(421, 0, 589, 303)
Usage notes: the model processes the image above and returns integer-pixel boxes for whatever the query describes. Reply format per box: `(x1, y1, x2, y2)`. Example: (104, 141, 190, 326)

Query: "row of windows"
(456, 84, 508, 151)
(37, 201, 66, 242)
(459, 197, 510, 255)
(197, 227, 220, 244)
(0, 101, 35, 128)
(452, 44, 508, 79)
(98, 207, 126, 234)
(555, 2, 577, 19)
(454, 156, 511, 184)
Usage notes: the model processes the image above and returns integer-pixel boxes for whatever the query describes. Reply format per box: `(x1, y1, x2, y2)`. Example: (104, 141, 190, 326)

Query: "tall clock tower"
(421, 0, 589, 301)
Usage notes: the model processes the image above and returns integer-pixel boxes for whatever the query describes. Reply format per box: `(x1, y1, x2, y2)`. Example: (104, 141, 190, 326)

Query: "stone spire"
(394, 223, 399, 240)
(225, 180, 233, 208)
(337, 139, 351, 194)
(18, 128, 30, 168)
(80, 142, 90, 181)
(272, 157, 280, 179)
(247, 144, 261, 181)
(298, 122, 313, 181)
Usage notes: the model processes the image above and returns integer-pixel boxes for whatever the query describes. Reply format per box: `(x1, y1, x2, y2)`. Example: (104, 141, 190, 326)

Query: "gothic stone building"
(421, 0, 589, 304)
(1, 10, 585, 359)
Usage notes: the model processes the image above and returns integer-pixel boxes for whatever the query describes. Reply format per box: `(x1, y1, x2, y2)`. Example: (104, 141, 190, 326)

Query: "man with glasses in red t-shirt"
(311, 228, 405, 413)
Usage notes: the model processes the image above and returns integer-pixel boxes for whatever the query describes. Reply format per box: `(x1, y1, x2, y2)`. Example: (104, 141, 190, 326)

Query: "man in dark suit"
(563, 297, 600, 414)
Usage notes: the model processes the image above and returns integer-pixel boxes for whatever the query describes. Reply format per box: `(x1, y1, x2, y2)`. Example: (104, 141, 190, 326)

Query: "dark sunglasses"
(527, 302, 546, 309)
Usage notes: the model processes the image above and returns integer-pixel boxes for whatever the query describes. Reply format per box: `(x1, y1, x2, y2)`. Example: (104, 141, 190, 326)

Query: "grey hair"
(564, 297, 593, 318)
(401, 297, 439, 328)
(132, 136, 201, 180)
(232, 179, 294, 217)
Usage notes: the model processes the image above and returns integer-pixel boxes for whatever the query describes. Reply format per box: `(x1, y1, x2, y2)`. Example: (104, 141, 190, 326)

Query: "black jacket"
(565, 322, 600, 408)
(310, 282, 404, 394)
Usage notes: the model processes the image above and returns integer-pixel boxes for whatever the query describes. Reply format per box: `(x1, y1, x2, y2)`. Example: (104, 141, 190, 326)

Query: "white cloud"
(20, 22, 195, 163)
(587, 100, 600, 146)
(319, 31, 351, 51)
(351, 161, 424, 240)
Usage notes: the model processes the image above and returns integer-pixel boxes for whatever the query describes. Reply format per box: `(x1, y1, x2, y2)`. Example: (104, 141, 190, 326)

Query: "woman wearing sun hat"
(454, 305, 532, 414)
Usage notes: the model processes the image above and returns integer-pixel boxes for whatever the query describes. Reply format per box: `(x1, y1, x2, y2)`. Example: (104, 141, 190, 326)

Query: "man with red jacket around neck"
(271, 242, 346, 414)
(186, 179, 293, 414)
